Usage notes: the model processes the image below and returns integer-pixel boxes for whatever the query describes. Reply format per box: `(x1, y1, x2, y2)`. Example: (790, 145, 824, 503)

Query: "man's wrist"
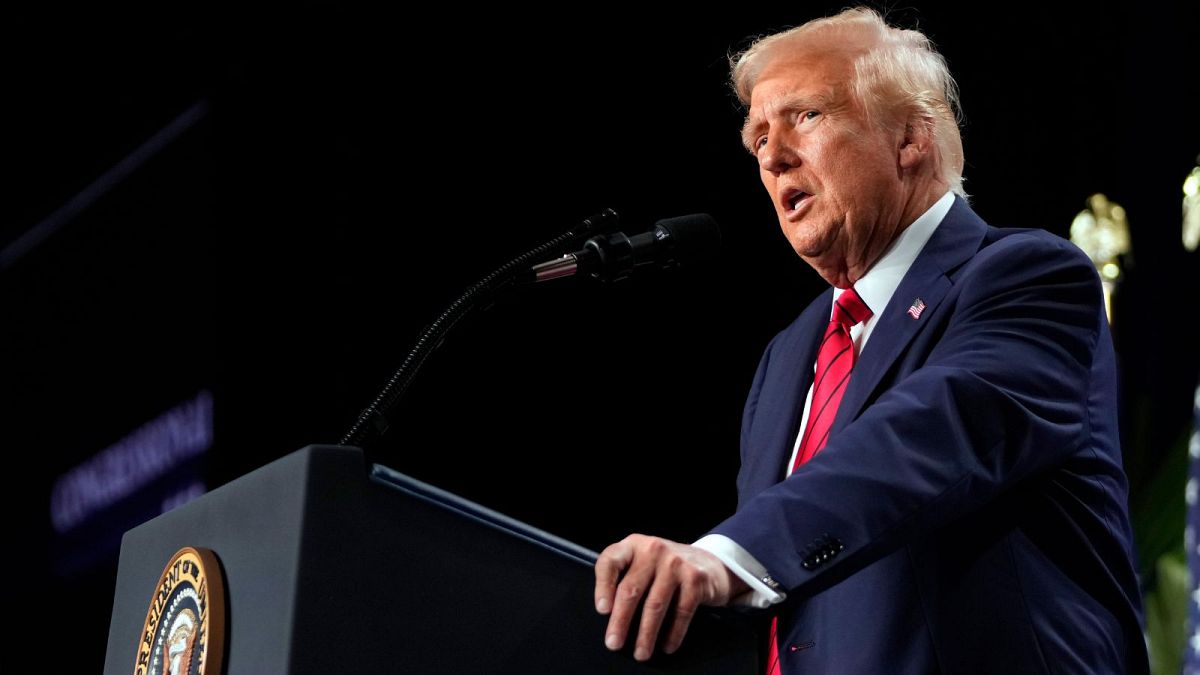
(693, 534, 786, 608)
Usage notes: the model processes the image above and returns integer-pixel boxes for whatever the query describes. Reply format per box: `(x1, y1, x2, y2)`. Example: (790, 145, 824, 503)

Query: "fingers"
(594, 536, 712, 662)
(594, 538, 633, 616)
(639, 554, 704, 658)
(633, 567, 679, 660)
(605, 542, 657, 654)
(661, 574, 701, 655)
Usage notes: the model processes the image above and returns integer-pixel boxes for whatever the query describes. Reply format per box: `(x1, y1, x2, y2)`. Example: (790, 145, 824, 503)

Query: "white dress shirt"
(694, 191, 955, 607)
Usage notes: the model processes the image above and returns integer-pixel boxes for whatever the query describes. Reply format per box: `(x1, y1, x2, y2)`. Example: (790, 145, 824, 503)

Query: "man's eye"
(755, 136, 768, 150)
(802, 110, 820, 122)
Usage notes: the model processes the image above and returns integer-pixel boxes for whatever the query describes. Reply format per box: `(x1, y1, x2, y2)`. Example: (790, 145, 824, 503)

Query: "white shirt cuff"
(693, 534, 786, 609)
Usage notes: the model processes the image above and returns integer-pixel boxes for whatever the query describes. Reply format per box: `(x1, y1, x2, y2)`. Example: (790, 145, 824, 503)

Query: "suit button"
(800, 535, 845, 570)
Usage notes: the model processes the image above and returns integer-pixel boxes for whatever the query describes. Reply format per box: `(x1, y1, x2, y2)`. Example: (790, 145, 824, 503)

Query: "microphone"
(530, 213, 721, 283)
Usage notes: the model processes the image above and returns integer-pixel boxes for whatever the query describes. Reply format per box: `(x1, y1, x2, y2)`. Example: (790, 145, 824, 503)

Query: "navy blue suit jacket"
(710, 198, 1147, 674)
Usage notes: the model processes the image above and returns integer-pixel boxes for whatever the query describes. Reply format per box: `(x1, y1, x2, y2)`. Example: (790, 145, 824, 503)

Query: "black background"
(3, 2, 1198, 670)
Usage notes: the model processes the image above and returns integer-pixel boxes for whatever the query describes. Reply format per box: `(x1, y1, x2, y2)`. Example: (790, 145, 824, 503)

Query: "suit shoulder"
(953, 226, 1106, 328)
(965, 226, 1098, 282)
(979, 226, 1092, 265)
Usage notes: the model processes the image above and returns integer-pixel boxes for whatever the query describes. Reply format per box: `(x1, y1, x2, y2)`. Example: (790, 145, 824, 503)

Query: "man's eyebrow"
(741, 116, 765, 152)
(740, 92, 834, 152)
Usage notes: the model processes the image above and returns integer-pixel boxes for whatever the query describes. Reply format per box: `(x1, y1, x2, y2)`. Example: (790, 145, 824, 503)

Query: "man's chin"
(790, 237, 828, 262)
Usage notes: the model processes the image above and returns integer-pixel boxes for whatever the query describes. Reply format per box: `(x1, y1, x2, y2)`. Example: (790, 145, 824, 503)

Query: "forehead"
(747, 49, 854, 120)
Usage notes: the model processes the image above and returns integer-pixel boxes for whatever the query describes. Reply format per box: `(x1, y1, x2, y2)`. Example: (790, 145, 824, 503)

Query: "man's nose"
(758, 133, 799, 174)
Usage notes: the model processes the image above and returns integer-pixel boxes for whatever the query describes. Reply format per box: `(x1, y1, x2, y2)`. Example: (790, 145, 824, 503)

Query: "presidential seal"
(134, 547, 226, 675)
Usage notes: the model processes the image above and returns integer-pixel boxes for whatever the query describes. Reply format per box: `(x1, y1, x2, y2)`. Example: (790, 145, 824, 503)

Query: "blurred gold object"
(1183, 162, 1199, 252)
(1070, 193, 1131, 322)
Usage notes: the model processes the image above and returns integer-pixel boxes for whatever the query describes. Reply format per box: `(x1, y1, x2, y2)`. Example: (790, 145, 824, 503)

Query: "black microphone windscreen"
(655, 213, 722, 264)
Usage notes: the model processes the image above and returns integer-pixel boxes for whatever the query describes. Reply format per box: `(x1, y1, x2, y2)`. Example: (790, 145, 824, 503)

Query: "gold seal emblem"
(134, 547, 226, 675)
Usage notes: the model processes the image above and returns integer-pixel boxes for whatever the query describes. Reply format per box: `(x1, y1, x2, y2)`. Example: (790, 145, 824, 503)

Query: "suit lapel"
(832, 197, 989, 431)
(741, 291, 829, 496)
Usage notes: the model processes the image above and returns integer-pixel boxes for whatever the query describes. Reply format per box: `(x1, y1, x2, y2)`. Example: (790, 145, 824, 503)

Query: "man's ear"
(898, 116, 934, 170)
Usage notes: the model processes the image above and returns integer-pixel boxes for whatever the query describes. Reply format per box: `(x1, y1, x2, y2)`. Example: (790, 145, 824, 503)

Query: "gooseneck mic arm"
(341, 210, 721, 455)
(340, 208, 618, 450)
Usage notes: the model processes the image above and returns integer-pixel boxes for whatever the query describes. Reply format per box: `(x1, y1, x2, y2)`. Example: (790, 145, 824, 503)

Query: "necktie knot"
(833, 287, 872, 329)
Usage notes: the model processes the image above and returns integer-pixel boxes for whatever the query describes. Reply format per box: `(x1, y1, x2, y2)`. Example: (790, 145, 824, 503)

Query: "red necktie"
(767, 287, 872, 675)
(793, 287, 873, 469)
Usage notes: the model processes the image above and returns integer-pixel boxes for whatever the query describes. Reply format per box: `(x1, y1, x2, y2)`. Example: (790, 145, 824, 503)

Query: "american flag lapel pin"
(906, 297, 927, 320)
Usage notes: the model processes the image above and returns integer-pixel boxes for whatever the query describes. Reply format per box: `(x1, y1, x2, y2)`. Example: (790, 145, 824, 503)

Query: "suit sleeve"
(709, 233, 1106, 598)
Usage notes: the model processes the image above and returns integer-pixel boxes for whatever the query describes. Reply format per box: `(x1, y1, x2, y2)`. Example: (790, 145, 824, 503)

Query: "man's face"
(743, 48, 910, 287)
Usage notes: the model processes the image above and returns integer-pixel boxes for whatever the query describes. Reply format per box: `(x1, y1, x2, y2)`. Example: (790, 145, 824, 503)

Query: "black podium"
(103, 445, 758, 673)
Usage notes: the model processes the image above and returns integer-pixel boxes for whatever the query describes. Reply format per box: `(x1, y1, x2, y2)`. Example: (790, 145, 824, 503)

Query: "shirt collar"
(833, 191, 955, 318)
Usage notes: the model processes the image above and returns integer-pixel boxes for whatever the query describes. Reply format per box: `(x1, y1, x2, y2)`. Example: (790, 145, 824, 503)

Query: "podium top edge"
(369, 461, 599, 568)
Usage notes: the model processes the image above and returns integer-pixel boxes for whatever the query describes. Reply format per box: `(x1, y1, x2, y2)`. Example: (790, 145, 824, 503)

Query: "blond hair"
(732, 7, 966, 197)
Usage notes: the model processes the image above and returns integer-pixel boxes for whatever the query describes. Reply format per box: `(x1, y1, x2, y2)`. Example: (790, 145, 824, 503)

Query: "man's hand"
(593, 534, 749, 661)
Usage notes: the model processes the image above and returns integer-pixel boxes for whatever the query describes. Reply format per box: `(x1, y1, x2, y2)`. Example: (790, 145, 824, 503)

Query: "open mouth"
(783, 188, 812, 214)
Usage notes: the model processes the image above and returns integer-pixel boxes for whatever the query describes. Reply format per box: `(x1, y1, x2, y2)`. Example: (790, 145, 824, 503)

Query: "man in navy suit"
(593, 8, 1147, 673)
